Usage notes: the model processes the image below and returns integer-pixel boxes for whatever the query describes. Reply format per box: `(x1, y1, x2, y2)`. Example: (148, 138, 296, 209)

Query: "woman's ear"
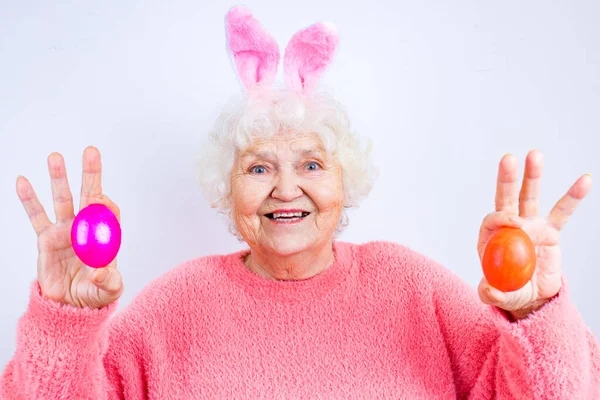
(283, 21, 339, 95)
(225, 6, 280, 91)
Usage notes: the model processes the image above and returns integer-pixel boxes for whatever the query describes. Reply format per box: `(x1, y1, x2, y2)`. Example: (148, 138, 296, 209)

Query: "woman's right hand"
(16, 146, 124, 309)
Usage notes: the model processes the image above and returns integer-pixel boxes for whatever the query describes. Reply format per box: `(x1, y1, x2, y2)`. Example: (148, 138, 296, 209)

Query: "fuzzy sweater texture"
(2, 241, 599, 399)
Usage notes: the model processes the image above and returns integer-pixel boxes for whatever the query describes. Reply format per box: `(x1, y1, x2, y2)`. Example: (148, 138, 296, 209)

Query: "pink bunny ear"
(225, 6, 280, 91)
(283, 22, 339, 95)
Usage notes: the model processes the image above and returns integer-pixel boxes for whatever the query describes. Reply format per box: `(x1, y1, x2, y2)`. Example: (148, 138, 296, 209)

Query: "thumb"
(93, 266, 123, 295)
(477, 277, 507, 306)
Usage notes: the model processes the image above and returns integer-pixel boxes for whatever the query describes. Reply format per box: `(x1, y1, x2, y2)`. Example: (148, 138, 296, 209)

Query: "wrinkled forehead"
(238, 132, 327, 158)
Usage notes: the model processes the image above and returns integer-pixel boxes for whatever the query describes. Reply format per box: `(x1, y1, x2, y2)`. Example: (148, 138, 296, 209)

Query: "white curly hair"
(195, 88, 377, 239)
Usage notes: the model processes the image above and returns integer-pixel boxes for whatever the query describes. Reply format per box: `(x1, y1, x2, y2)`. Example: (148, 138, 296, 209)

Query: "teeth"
(273, 212, 305, 219)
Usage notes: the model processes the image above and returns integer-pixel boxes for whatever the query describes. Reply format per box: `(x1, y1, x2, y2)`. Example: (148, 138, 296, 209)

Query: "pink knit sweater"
(2, 241, 599, 399)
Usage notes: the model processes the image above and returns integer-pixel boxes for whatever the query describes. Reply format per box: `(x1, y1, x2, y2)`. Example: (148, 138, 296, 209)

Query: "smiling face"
(230, 132, 345, 257)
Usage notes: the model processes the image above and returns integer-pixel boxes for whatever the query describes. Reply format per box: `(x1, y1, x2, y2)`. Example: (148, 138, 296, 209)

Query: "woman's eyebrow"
(240, 150, 277, 161)
(295, 149, 325, 158)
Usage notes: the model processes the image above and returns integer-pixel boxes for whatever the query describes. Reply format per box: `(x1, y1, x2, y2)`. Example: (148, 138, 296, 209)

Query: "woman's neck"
(244, 242, 335, 281)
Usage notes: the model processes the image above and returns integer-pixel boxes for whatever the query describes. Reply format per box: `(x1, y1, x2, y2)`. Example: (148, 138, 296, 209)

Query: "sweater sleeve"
(430, 263, 600, 399)
(0, 280, 149, 399)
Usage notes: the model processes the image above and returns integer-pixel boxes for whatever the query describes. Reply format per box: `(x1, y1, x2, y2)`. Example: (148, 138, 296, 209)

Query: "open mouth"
(265, 211, 310, 222)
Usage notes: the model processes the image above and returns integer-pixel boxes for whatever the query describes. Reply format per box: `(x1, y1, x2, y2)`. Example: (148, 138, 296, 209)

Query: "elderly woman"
(2, 6, 599, 399)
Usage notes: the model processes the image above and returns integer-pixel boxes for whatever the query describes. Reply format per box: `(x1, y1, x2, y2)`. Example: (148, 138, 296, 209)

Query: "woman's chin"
(265, 236, 314, 257)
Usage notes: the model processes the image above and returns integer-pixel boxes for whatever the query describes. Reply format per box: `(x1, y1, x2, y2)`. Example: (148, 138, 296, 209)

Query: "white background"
(1, 0, 598, 368)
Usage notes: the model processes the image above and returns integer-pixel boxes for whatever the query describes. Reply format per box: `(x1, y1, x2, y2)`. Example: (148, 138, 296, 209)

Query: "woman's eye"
(306, 162, 320, 171)
(251, 166, 267, 174)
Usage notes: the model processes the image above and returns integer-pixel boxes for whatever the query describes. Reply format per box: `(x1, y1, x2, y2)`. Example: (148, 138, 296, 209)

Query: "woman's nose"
(271, 170, 303, 202)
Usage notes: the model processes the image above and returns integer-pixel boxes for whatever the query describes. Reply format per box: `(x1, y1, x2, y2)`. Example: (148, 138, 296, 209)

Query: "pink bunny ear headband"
(225, 5, 339, 96)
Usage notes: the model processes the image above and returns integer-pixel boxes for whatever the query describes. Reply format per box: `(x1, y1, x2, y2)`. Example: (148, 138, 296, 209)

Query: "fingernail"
(485, 287, 498, 303)
(488, 286, 506, 303)
(586, 173, 592, 178)
(95, 269, 109, 284)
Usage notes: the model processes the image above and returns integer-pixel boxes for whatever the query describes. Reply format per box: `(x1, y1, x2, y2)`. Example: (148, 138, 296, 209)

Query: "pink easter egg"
(71, 203, 121, 268)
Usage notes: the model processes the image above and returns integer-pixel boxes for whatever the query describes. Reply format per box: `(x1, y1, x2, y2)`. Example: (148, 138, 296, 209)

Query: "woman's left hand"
(476, 149, 592, 319)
